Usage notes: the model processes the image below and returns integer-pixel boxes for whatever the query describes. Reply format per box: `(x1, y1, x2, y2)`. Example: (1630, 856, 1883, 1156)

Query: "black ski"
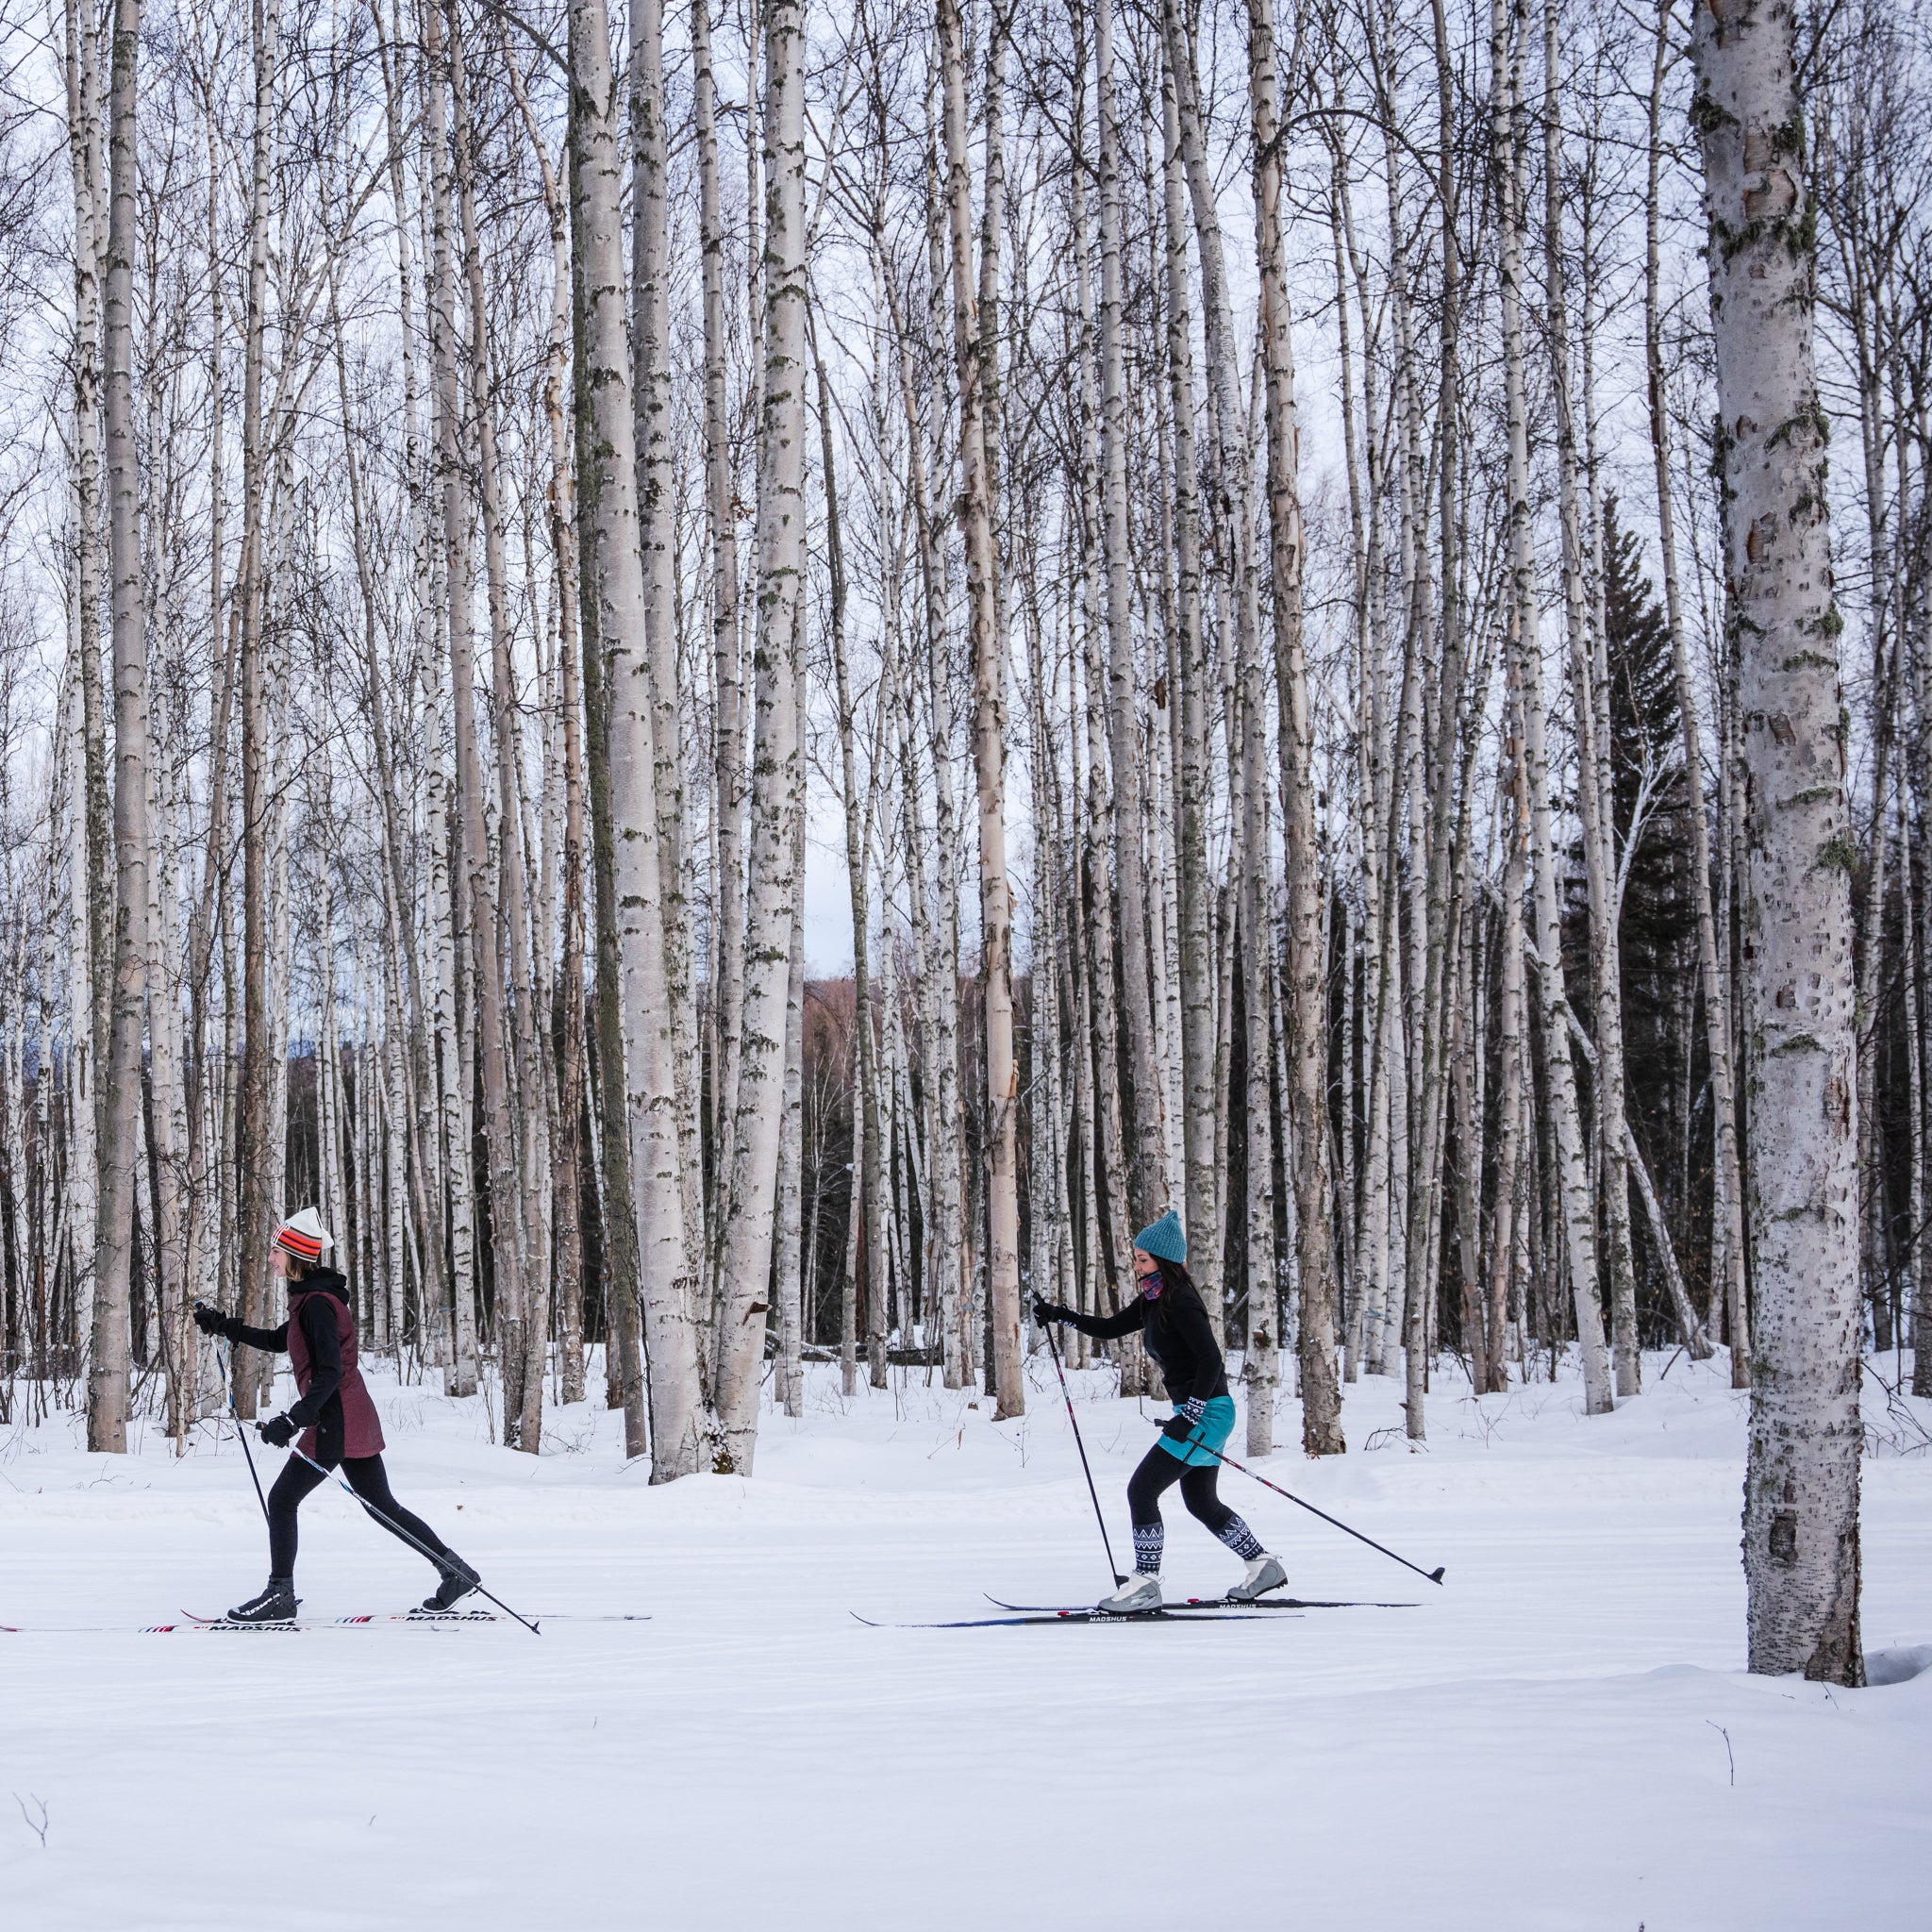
(984, 1593, 1418, 1614)
(851, 1607, 1288, 1628)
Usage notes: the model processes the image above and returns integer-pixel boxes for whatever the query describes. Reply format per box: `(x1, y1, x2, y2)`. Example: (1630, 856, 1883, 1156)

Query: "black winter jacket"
(1056, 1273, 1228, 1405)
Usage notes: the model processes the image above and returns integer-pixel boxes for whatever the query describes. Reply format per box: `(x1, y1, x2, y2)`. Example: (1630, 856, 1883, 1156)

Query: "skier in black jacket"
(1033, 1208, 1287, 1611)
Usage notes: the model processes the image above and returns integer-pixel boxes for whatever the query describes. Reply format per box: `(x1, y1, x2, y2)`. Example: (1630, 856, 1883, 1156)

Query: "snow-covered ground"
(3, 1345, 1928, 1930)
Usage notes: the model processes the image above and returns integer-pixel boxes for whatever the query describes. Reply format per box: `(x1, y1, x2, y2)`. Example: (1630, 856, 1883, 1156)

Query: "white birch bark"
(148, 691, 195, 1438)
(427, 0, 525, 1443)
(877, 257, 964, 1389)
(629, 0, 703, 1300)
(570, 0, 704, 1475)
(1065, 46, 1134, 1346)
(445, 2, 545, 1444)
(774, 656, 808, 1420)
(87, 0, 148, 1455)
(1247, 0, 1341, 1452)
(693, 0, 746, 1286)
(1526, 1, 1641, 1395)
(59, 0, 111, 1112)
(232, 0, 278, 1410)
(939, 0, 1023, 1416)
(1690, 0, 1861, 1683)
(714, 0, 808, 1474)
(1093, 0, 1163, 1208)
(1493, 0, 1612, 1416)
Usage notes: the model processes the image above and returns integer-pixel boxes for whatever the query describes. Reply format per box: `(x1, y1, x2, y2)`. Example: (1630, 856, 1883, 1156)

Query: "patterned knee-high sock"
(1216, 1514, 1264, 1561)
(1132, 1523, 1164, 1574)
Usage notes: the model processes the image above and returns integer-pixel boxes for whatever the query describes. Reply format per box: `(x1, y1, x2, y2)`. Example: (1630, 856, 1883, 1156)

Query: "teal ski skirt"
(1156, 1392, 1236, 1468)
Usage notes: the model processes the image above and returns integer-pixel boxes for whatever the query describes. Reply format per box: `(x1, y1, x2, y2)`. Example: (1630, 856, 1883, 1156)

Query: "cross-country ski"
(850, 1607, 1289, 1628)
(1, 1612, 650, 1636)
(981, 1593, 1418, 1613)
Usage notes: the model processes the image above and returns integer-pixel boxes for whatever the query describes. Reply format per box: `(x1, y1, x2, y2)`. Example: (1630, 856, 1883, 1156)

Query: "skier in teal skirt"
(1033, 1209, 1288, 1611)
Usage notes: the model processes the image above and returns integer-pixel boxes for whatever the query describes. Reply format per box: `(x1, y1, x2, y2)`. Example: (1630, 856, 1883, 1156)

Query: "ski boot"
(226, 1579, 298, 1624)
(1227, 1553, 1288, 1602)
(1097, 1573, 1162, 1615)
(420, 1553, 482, 1614)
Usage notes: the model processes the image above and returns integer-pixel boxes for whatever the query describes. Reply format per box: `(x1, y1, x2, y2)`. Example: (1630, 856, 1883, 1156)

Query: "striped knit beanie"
(273, 1207, 334, 1265)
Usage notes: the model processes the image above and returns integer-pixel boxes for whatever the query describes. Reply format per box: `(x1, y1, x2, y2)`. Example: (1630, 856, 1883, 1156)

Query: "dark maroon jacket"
(230, 1272, 385, 1461)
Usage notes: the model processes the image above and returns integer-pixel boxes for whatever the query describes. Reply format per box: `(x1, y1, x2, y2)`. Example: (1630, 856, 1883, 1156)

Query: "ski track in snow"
(2, 1351, 1927, 1930)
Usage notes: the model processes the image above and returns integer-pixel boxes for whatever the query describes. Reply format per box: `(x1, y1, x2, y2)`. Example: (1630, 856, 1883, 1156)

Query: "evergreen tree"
(1603, 496, 1706, 1325)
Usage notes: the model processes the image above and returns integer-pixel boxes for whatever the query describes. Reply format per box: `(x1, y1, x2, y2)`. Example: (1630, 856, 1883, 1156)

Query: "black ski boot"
(420, 1554, 481, 1614)
(227, 1579, 298, 1624)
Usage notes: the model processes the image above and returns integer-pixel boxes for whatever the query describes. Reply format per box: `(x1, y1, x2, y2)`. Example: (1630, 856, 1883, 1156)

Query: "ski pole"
(277, 1440, 542, 1637)
(208, 1329, 271, 1529)
(1041, 1316, 1124, 1586)
(1149, 1420, 1446, 1586)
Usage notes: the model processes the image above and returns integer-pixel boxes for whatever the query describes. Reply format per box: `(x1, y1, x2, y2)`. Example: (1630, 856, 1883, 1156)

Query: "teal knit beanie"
(1132, 1208, 1187, 1266)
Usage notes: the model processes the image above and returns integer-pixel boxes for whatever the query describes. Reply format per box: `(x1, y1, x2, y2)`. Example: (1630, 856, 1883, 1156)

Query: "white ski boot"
(1227, 1554, 1288, 1602)
(1097, 1573, 1162, 1615)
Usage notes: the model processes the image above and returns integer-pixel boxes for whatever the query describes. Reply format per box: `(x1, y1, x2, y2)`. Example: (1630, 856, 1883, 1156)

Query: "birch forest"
(2, 0, 1924, 1679)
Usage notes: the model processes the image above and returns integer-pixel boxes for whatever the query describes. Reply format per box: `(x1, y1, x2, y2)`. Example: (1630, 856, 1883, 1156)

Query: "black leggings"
(1124, 1442, 1262, 1574)
(1127, 1444, 1237, 1538)
(266, 1453, 449, 1580)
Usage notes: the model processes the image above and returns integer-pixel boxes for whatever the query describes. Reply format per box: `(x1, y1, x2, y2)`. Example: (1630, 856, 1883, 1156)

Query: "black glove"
(1163, 1397, 1208, 1442)
(258, 1413, 297, 1449)
(1031, 1298, 1065, 1325)
(192, 1302, 232, 1339)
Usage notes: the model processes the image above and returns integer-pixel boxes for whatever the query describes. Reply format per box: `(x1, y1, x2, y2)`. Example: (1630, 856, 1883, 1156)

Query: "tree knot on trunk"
(1768, 1510, 1797, 1565)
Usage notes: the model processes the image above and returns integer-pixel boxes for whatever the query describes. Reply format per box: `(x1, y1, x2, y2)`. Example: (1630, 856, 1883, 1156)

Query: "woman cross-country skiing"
(1032, 1208, 1287, 1613)
(193, 1208, 480, 1624)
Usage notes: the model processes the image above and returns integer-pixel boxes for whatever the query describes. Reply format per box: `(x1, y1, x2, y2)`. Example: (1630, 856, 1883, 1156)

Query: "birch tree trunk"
(427, 0, 527, 1450)
(1527, 0, 1640, 1395)
(694, 0, 746, 1281)
(1488, 675, 1529, 1397)
(1093, 0, 1162, 1209)
(1690, 0, 1861, 1684)
(630, 0, 703, 1299)
(715, 0, 808, 1474)
(1159, 21, 1219, 1333)
(1645, 0, 1746, 1383)
(1063, 24, 1134, 1357)
(446, 1, 545, 1448)
(879, 259, 965, 1389)
(820, 336, 887, 1391)
(60, 0, 111, 1125)
(62, 655, 98, 1361)
(1392, 1, 1460, 1440)
(506, 50, 589, 1409)
(233, 0, 279, 1413)
(939, 0, 1022, 1417)
(148, 727, 194, 1439)
(774, 665, 808, 1420)
(1246, 0, 1341, 1454)
(87, 0, 147, 1455)
(1238, 703, 1277, 1455)
(569, 0, 703, 1474)
(1491, 0, 1611, 1416)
